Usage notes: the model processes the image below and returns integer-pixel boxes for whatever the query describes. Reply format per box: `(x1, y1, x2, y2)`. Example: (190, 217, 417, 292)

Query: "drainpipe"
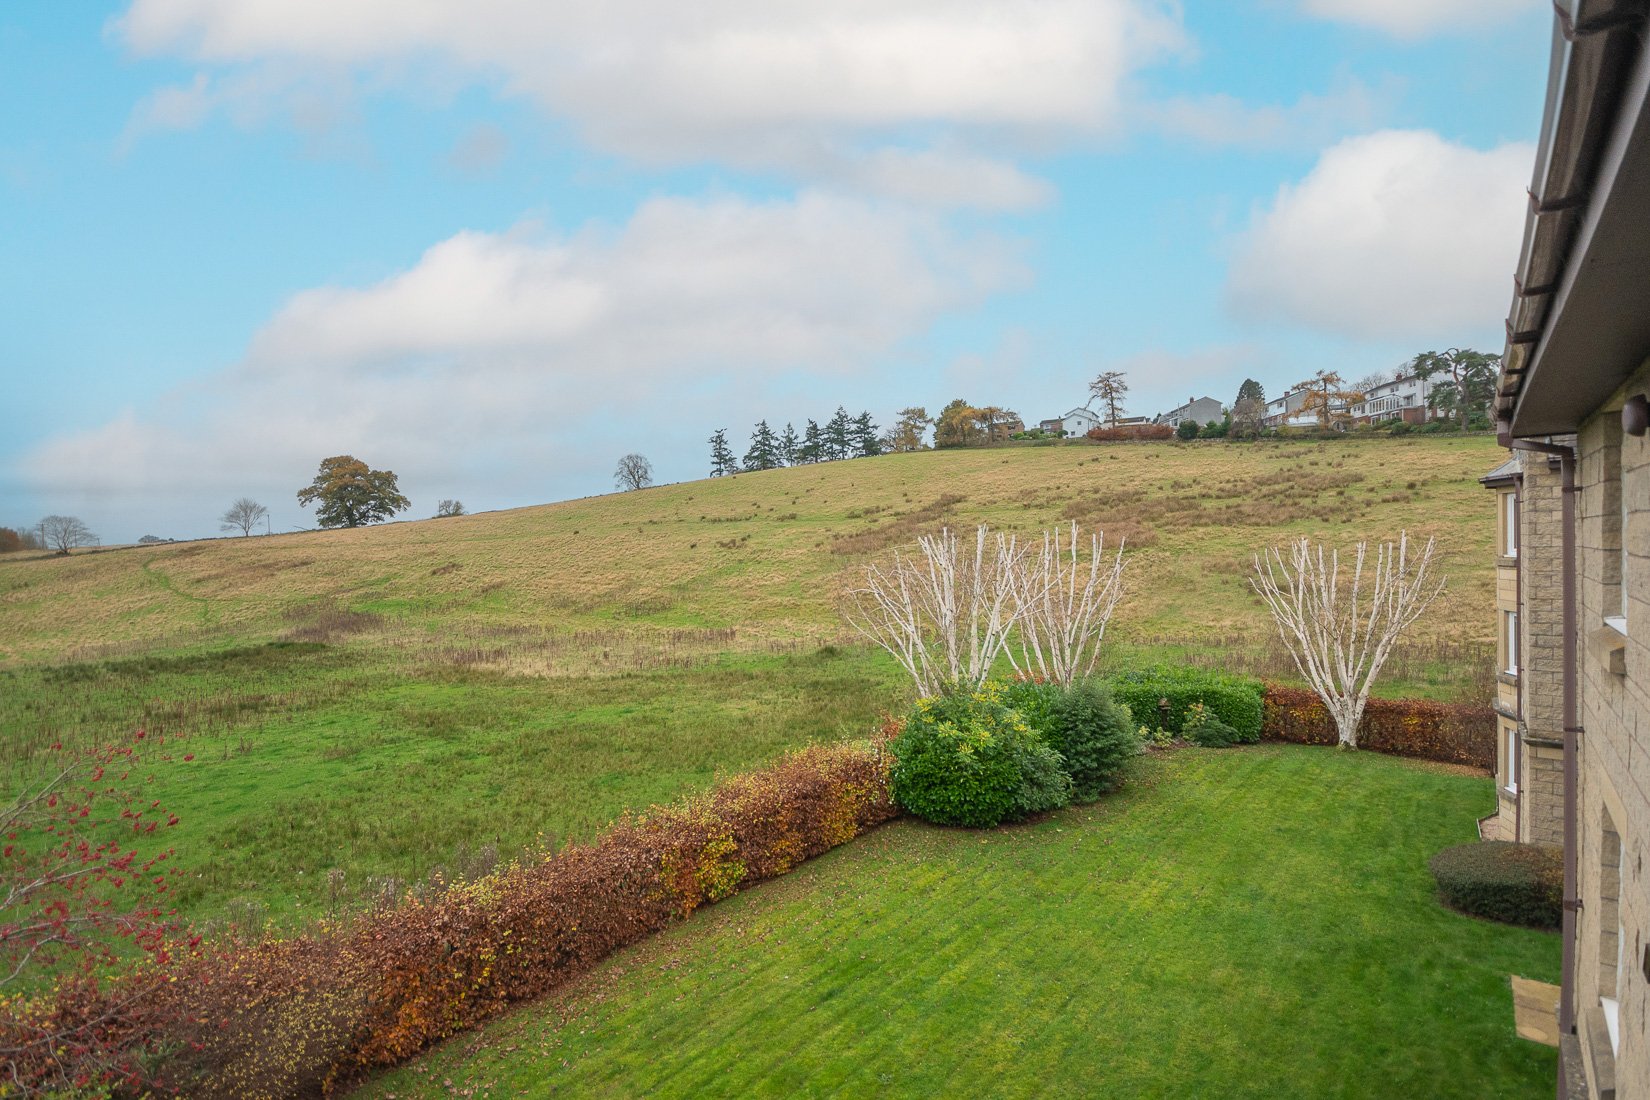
(1506, 428, 1579, 1038)
(1514, 477, 1525, 843)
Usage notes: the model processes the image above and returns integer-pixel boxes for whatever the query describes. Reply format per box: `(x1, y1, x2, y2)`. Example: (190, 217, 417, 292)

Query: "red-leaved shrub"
(14, 739, 895, 1098)
(1261, 683, 1494, 769)
(1085, 424, 1174, 442)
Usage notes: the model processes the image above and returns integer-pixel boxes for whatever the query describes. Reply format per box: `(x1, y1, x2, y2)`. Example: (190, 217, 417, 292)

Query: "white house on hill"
(1038, 407, 1102, 437)
(1348, 374, 1434, 424)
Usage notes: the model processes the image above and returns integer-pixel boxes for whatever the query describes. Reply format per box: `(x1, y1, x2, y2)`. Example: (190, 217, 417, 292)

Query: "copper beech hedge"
(16, 739, 896, 1099)
(1260, 683, 1495, 770)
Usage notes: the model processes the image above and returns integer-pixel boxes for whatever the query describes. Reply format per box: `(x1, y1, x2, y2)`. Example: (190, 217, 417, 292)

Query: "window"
(1602, 418, 1628, 635)
(1600, 811, 1623, 1056)
(1504, 726, 1518, 794)
(1620, 460, 1630, 625)
(1503, 492, 1518, 558)
(1505, 610, 1519, 675)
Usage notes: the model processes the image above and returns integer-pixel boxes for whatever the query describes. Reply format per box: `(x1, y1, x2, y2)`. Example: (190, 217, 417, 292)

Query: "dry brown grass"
(0, 436, 1505, 668)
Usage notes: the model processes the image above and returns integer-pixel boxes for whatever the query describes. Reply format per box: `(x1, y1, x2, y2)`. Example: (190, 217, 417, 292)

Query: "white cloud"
(1295, 0, 1541, 38)
(1143, 78, 1399, 151)
(1226, 130, 1532, 344)
(19, 192, 1024, 533)
(113, 0, 1185, 207)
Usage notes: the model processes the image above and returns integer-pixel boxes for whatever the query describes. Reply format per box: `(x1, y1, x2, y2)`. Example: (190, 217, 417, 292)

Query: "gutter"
(1504, 427, 1581, 1044)
(1498, 1, 1647, 428)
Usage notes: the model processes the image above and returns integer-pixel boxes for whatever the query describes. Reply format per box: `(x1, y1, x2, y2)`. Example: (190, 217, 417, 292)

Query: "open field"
(357, 746, 1558, 1100)
(0, 436, 1504, 925)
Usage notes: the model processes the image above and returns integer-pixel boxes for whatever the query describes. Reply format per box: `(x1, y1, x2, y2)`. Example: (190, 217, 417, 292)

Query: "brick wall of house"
(1570, 369, 1650, 1097)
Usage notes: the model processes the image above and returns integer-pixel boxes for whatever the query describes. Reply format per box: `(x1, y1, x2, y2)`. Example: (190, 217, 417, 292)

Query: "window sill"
(1503, 786, 1518, 798)
(1604, 615, 1627, 636)
(1588, 626, 1628, 678)
(1497, 671, 1519, 686)
(1583, 1002, 1618, 1099)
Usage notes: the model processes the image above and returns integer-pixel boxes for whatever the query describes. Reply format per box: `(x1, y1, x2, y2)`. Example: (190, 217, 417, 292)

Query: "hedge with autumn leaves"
(1260, 683, 1495, 769)
(9, 738, 895, 1098)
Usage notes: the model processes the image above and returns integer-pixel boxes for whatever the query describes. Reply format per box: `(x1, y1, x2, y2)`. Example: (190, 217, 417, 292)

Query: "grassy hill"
(0, 435, 1504, 925)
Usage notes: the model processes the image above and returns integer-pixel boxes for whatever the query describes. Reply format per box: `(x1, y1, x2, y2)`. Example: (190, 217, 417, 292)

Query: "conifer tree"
(826, 407, 853, 460)
(852, 411, 882, 457)
(708, 429, 741, 477)
(800, 419, 825, 464)
(888, 407, 932, 451)
(743, 420, 782, 470)
(779, 422, 800, 466)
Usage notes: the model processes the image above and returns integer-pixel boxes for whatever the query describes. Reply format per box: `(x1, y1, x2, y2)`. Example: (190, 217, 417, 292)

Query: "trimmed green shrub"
(1000, 678, 1061, 740)
(1429, 841, 1562, 929)
(1046, 680, 1140, 801)
(1106, 667, 1263, 743)
(1175, 420, 1200, 441)
(890, 684, 1070, 828)
(1182, 701, 1240, 747)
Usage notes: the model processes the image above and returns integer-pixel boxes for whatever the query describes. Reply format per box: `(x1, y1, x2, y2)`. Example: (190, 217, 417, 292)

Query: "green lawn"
(357, 746, 1557, 1100)
(0, 643, 903, 926)
(0, 438, 1504, 928)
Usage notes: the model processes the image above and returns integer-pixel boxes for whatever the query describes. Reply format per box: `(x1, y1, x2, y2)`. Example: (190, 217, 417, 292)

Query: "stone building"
(1493, 4, 1650, 1095)
(1153, 396, 1222, 429)
(1480, 452, 1565, 847)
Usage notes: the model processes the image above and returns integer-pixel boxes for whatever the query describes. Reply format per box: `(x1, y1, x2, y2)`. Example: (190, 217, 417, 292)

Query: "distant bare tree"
(614, 453, 654, 491)
(1230, 396, 1267, 439)
(38, 515, 96, 556)
(1008, 523, 1127, 686)
(1352, 368, 1394, 395)
(435, 500, 466, 518)
(1088, 371, 1129, 427)
(219, 497, 269, 536)
(844, 526, 1027, 697)
(1251, 534, 1445, 748)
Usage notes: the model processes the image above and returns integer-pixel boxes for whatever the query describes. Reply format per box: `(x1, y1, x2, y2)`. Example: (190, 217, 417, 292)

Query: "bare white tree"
(219, 497, 269, 536)
(1251, 533, 1445, 748)
(1007, 522, 1126, 686)
(844, 525, 1026, 697)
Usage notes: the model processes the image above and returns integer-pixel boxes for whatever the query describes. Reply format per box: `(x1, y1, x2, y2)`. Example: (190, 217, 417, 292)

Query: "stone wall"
(1518, 450, 1568, 847)
(1570, 369, 1650, 1098)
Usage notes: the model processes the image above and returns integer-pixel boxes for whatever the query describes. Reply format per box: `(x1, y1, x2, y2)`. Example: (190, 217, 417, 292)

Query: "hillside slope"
(0, 435, 1500, 666)
(0, 436, 1503, 922)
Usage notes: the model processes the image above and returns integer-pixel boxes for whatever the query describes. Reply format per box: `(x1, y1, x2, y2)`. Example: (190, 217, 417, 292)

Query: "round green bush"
(1429, 841, 1562, 929)
(890, 684, 1070, 828)
(1047, 680, 1140, 801)
(1183, 702, 1241, 748)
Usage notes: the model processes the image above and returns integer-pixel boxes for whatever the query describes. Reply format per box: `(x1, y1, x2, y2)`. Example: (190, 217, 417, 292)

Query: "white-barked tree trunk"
(844, 525, 1026, 697)
(1008, 522, 1126, 686)
(1251, 533, 1445, 748)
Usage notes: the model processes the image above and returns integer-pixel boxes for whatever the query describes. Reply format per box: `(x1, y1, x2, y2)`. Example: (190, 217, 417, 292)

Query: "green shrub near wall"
(1106, 667, 1264, 742)
(1429, 841, 1562, 929)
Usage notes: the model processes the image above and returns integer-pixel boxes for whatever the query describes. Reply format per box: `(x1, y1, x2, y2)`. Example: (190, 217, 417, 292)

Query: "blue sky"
(2, 1, 1551, 542)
